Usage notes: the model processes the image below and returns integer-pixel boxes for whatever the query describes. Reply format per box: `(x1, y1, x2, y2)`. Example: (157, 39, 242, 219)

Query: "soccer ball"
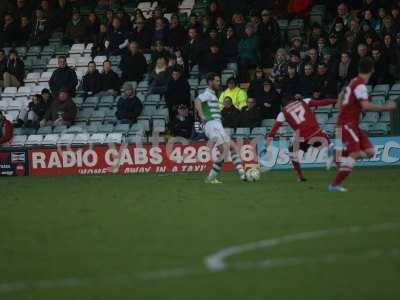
(246, 167, 261, 182)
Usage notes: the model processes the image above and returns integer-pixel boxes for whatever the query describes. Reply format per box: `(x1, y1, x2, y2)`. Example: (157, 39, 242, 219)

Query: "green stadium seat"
(316, 113, 329, 124)
(76, 108, 94, 122)
(359, 123, 371, 132)
(371, 96, 385, 105)
(371, 84, 390, 97)
(137, 118, 150, 131)
(97, 123, 114, 133)
(153, 119, 166, 133)
(370, 123, 389, 135)
(53, 125, 68, 134)
(251, 127, 267, 136)
(86, 123, 100, 133)
(261, 119, 276, 127)
(90, 110, 106, 122)
(235, 128, 251, 137)
(98, 96, 115, 107)
(380, 112, 390, 123)
(82, 96, 99, 108)
(37, 126, 53, 134)
(114, 123, 130, 133)
(363, 112, 379, 123)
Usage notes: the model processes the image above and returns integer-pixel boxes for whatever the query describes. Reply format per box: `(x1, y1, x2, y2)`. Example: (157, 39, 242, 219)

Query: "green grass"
(1, 167, 400, 299)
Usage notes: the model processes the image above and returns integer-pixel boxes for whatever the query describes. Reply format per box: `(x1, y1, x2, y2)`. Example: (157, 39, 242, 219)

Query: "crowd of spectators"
(0, 0, 400, 143)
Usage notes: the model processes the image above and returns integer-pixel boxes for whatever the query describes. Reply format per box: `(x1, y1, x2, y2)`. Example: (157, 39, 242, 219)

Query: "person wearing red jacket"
(266, 95, 337, 181)
(0, 111, 13, 145)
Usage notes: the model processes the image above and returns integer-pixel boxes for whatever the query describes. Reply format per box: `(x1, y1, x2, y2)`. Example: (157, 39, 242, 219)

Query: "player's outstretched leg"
(328, 156, 355, 192)
(288, 145, 306, 182)
(206, 156, 224, 184)
(230, 147, 246, 181)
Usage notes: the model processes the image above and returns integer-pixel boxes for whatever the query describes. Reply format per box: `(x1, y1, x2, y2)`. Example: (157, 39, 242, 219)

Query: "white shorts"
(204, 120, 231, 146)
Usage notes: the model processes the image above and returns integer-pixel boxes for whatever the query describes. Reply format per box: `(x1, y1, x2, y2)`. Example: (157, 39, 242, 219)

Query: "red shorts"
(340, 125, 373, 154)
(290, 131, 330, 152)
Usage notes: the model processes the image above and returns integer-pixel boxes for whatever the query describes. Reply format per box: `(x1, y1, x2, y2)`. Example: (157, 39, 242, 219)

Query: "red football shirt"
(337, 76, 369, 127)
(277, 99, 321, 139)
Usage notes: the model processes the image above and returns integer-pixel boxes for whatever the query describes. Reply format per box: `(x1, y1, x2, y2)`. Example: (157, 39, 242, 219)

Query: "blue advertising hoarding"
(257, 136, 400, 169)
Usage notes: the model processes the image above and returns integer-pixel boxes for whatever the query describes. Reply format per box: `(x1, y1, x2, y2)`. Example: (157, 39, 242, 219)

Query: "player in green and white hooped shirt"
(194, 73, 246, 183)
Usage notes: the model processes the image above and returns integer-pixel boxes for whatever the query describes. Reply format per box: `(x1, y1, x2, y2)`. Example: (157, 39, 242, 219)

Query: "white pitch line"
(1, 223, 400, 294)
(204, 223, 400, 271)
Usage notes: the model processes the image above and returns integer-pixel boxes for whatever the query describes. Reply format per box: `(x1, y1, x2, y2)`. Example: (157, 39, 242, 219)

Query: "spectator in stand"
(149, 56, 169, 95)
(279, 63, 299, 102)
(170, 104, 193, 139)
(129, 17, 152, 49)
(12, 0, 32, 20)
(240, 97, 262, 128)
(305, 48, 320, 71)
(16, 94, 49, 128)
(0, 110, 13, 146)
(49, 56, 78, 95)
(82, 61, 102, 97)
(115, 8, 132, 32)
(308, 23, 326, 49)
(40, 89, 77, 127)
(327, 33, 342, 60)
(381, 15, 398, 37)
(188, 13, 202, 34)
(3, 50, 25, 88)
(258, 79, 282, 119)
(370, 46, 392, 85)
(151, 41, 170, 67)
(30, 8, 51, 46)
(337, 51, 353, 88)
(336, 3, 353, 28)
(215, 15, 227, 37)
(349, 43, 369, 76)
(221, 26, 238, 63)
(247, 67, 266, 103)
(218, 76, 247, 110)
(53, 0, 73, 32)
(238, 23, 260, 82)
(41, 88, 53, 105)
(322, 47, 339, 79)
(16, 15, 32, 46)
(86, 12, 100, 43)
(165, 67, 190, 120)
(232, 13, 246, 39)
(167, 15, 185, 50)
(330, 17, 346, 42)
(271, 48, 288, 84)
(199, 42, 225, 77)
(258, 9, 280, 68)
(314, 62, 338, 99)
(115, 82, 143, 124)
(64, 9, 86, 44)
(183, 27, 206, 70)
(92, 23, 108, 56)
(298, 63, 316, 98)
(0, 13, 18, 47)
(106, 17, 129, 55)
(120, 41, 148, 83)
(100, 60, 120, 96)
(152, 17, 168, 45)
(382, 34, 397, 75)
(221, 96, 240, 128)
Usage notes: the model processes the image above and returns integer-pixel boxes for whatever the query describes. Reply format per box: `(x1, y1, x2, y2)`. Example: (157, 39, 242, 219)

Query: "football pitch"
(1, 167, 400, 300)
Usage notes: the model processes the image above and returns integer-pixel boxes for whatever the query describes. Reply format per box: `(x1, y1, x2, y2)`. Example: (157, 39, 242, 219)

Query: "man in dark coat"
(100, 60, 120, 96)
(4, 50, 25, 87)
(82, 61, 102, 97)
(199, 42, 225, 76)
(183, 27, 206, 69)
(165, 67, 191, 120)
(116, 83, 143, 123)
(49, 56, 78, 95)
(298, 63, 317, 98)
(240, 97, 263, 128)
(314, 62, 338, 99)
(170, 104, 194, 139)
(0, 13, 18, 47)
(279, 63, 299, 102)
(64, 9, 87, 44)
(221, 97, 241, 128)
(40, 89, 77, 127)
(120, 41, 148, 83)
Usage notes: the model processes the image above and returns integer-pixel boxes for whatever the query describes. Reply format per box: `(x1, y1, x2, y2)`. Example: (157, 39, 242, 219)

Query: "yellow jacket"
(218, 87, 248, 110)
